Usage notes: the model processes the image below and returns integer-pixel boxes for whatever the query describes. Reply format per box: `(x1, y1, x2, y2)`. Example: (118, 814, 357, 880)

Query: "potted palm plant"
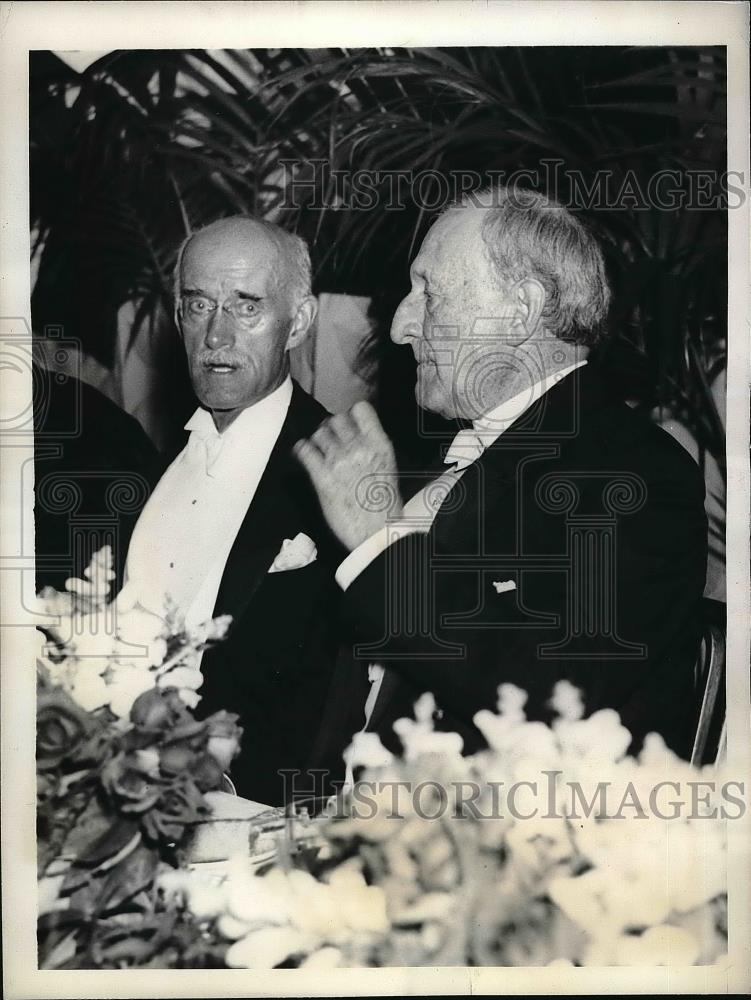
(30, 46, 726, 579)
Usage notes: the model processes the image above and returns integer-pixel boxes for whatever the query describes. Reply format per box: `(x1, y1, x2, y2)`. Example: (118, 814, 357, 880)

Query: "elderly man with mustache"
(298, 187, 708, 767)
(123, 216, 340, 806)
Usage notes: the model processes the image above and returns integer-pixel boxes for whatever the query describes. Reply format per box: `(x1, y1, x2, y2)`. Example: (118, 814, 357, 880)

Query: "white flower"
(496, 683, 528, 721)
(178, 689, 201, 710)
(344, 732, 395, 771)
(134, 748, 160, 776)
(114, 607, 168, 668)
(32, 589, 75, 619)
(326, 865, 389, 934)
(34, 628, 69, 683)
(66, 614, 118, 666)
(506, 817, 574, 875)
(226, 870, 292, 927)
(603, 870, 672, 931)
(612, 924, 700, 966)
(555, 709, 632, 762)
(158, 665, 203, 691)
(474, 710, 558, 763)
(158, 868, 199, 898)
(186, 884, 227, 922)
(189, 615, 233, 647)
(69, 670, 110, 712)
(396, 723, 464, 762)
(548, 870, 612, 936)
(41, 657, 73, 688)
(548, 679, 585, 721)
(225, 926, 316, 969)
(662, 824, 726, 912)
(206, 734, 235, 771)
(287, 875, 340, 938)
(391, 891, 453, 925)
(58, 547, 115, 611)
(217, 913, 253, 940)
(413, 691, 438, 724)
(116, 606, 166, 646)
(106, 665, 157, 719)
(299, 947, 343, 969)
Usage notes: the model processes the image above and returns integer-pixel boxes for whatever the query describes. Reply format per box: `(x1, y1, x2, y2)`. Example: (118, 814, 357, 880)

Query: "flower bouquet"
(35, 546, 244, 968)
(35, 548, 730, 970)
(166, 686, 730, 969)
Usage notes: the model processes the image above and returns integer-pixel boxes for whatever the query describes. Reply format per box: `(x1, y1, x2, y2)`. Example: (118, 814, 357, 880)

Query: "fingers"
(327, 412, 358, 444)
(308, 411, 360, 456)
(293, 437, 326, 479)
(350, 400, 384, 438)
(296, 403, 391, 475)
(310, 421, 340, 454)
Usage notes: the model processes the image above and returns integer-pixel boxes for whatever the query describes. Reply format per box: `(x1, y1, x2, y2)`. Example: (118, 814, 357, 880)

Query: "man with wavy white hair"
(124, 216, 340, 805)
(298, 187, 707, 765)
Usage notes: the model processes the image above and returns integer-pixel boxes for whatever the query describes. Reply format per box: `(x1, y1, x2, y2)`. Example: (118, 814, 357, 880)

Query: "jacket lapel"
(366, 364, 609, 729)
(431, 363, 608, 546)
(211, 387, 311, 624)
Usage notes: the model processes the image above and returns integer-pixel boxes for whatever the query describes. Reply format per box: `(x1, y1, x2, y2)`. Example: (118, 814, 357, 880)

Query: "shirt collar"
(472, 360, 587, 444)
(443, 360, 587, 470)
(184, 376, 293, 441)
(184, 376, 293, 475)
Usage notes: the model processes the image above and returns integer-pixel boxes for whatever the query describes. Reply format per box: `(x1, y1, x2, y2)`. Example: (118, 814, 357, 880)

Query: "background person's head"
(174, 216, 317, 430)
(390, 187, 611, 421)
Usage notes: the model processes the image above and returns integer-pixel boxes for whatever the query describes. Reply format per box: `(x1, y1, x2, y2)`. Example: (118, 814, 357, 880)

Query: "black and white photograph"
(1, 1, 749, 995)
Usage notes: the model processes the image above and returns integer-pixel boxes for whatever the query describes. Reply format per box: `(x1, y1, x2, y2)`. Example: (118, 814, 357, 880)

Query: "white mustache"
(198, 354, 245, 367)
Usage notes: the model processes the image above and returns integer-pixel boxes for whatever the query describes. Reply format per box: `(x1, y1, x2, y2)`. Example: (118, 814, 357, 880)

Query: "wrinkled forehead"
(414, 208, 488, 281)
(180, 223, 284, 293)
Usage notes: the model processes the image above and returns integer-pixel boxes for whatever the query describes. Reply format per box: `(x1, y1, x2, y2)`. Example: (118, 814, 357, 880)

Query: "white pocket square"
(492, 579, 516, 594)
(268, 532, 317, 573)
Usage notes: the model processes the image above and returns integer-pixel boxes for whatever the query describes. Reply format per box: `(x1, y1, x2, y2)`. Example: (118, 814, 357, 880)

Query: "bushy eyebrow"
(180, 287, 264, 302)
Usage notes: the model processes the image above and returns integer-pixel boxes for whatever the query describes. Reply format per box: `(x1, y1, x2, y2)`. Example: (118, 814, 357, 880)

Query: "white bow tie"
(189, 428, 225, 474)
(443, 428, 487, 471)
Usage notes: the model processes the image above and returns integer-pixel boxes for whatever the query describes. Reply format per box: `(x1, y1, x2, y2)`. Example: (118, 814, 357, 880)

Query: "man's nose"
(204, 307, 236, 351)
(390, 295, 423, 345)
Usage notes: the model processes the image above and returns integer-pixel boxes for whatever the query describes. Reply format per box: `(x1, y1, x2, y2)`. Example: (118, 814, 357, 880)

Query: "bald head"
(174, 216, 312, 313)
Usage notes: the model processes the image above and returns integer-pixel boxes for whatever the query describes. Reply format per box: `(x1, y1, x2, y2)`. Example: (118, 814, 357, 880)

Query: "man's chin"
(194, 376, 249, 412)
(415, 380, 454, 420)
(196, 390, 240, 412)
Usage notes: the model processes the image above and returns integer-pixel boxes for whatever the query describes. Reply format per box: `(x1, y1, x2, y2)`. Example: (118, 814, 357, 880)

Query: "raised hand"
(294, 401, 403, 551)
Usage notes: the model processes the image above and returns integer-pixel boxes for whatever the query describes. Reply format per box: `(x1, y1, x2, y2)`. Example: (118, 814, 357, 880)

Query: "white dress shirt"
(122, 377, 293, 628)
(338, 360, 587, 771)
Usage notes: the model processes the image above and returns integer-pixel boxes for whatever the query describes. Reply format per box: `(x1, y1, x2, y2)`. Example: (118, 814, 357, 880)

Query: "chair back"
(691, 598, 727, 767)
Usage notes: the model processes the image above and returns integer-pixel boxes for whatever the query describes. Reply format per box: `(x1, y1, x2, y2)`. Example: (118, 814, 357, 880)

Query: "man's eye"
(186, 297, 213, 315)
(235, 300, 257, 318)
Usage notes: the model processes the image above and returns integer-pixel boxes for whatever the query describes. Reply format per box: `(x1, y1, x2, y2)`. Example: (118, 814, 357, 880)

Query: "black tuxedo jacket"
(33, 366, 157, 593)
(166, 382, 343, 806)
(316, 364, 708, 770)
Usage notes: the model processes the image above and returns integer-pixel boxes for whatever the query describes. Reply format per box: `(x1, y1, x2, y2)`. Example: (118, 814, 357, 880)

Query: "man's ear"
(507, 278, 546, 345)
(286, 295, 319, 351)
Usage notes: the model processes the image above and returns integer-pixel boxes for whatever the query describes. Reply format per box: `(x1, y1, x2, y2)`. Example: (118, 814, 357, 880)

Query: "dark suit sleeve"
(341, 530, 536, 724)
